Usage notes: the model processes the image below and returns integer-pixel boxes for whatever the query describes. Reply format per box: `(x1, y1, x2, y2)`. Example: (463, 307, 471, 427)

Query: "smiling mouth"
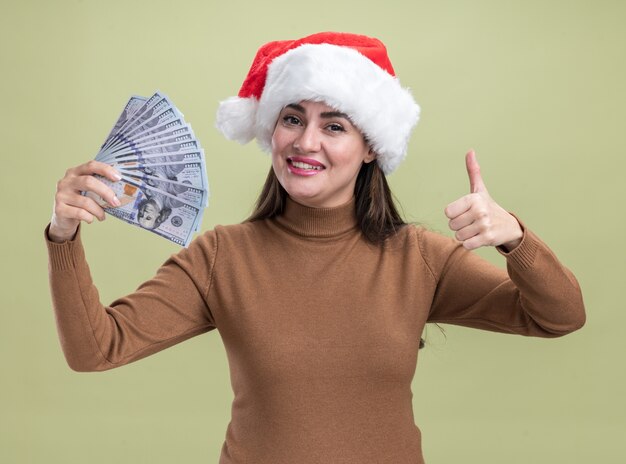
(287, 157, 325, 171)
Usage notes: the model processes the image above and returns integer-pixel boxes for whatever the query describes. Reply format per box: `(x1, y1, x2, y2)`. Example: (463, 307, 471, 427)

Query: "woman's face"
(271, 100, 375, 208)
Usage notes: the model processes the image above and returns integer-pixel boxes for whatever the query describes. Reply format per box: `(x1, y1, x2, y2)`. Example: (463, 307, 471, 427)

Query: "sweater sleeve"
(419, 220, 586, 337)
(45, 224, 217, 372)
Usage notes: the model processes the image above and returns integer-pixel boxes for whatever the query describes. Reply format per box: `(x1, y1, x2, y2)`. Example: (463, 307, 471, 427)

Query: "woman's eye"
(327, 123, 345, 132)
(283, 115, 301, 125)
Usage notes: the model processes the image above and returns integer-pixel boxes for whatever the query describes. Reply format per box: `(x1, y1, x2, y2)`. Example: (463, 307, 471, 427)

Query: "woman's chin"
(280, 176, 351, 208)
(287, 191, 324, 208)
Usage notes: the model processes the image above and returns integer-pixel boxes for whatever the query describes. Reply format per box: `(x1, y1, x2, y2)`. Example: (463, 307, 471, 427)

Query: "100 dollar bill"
(85, 176, 202, 246)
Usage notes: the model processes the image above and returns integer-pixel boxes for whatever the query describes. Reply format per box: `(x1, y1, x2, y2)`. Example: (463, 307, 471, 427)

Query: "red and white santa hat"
(216, 32, 420, 174)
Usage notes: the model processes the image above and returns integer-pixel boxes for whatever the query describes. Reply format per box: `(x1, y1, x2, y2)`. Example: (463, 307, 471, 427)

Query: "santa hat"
(216, 32, 420, 174)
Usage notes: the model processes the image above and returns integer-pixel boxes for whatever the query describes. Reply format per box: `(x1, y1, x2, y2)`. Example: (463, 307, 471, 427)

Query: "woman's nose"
(294, 125, 321, 153)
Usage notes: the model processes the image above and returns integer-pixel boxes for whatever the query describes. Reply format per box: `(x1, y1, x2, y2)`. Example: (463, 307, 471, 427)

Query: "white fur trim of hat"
(216, 32, 420, 174)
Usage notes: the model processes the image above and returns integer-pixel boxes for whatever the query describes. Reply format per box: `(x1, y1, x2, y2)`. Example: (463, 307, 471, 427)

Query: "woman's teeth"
(291, 161, 323, 170)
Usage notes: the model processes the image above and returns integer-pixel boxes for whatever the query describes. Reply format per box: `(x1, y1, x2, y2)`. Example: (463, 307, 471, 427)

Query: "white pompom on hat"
(216, 32, 420, 174)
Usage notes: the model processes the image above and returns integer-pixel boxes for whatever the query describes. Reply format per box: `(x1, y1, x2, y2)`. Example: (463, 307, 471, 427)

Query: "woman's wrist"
(499, 236, 522, 252)
(47, 223, 78, 243)
(498, 214, 524, 252)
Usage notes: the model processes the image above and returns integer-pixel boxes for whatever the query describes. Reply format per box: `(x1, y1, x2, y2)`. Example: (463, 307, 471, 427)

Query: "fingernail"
(112, 171, 122, 181)
(112, 196, 121, 207)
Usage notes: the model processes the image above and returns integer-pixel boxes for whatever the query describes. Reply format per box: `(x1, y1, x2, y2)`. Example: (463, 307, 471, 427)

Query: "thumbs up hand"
(444, 150, 523, 251)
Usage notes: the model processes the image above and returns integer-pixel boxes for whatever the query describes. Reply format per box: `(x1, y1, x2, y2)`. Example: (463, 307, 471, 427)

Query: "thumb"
(466, 149, 487, 193)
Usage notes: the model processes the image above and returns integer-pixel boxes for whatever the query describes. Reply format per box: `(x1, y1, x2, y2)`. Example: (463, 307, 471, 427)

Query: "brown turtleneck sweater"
(45, 198, 585, 463)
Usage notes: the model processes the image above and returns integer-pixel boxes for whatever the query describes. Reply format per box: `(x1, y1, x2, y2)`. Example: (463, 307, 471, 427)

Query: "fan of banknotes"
(87, 91, 208, 247)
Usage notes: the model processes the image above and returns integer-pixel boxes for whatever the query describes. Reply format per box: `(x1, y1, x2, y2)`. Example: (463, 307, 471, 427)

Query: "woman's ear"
(364, 148, 377, 164)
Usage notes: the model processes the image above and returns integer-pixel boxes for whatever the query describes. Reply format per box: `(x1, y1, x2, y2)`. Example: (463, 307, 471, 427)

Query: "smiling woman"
(271, 101, 375, 208)
(45, 31, 585, 464)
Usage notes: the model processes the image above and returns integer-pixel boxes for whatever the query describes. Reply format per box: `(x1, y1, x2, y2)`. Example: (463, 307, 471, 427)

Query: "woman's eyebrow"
(320, 111, 350, 120)
(284, 104, 349, 121)
(285, 103, 305, 112)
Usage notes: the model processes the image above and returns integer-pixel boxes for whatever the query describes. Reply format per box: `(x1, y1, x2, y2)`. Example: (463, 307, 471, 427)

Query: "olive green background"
(1, 0, 624, 462)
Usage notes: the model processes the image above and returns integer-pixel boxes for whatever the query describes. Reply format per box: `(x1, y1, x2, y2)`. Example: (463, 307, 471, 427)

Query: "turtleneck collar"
(274, 197, 359, 239)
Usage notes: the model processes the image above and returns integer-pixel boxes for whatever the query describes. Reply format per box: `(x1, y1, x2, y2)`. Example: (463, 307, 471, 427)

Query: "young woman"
(46, 32, 585, 464)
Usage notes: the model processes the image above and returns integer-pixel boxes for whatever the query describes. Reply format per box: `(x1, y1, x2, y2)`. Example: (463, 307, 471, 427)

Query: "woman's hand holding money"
(48, 161, 122, 243)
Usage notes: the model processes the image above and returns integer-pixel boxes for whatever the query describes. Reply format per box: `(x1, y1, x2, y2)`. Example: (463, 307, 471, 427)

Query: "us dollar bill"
(105, 140, 201, 164)
(100, 92, 171, 153)
(119, 173, 208, 208)
(116, 161, 208, 191)
(112, 149, 206, 167)
(91, 92, 208, 246)
(86, 176, 202, 246)
(107, 131, 195, 158)
(100, 95, 147, 149)
(99, 107, 182, 158)
(104, 118, 189, 155)
(100, 92, 164, 151)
